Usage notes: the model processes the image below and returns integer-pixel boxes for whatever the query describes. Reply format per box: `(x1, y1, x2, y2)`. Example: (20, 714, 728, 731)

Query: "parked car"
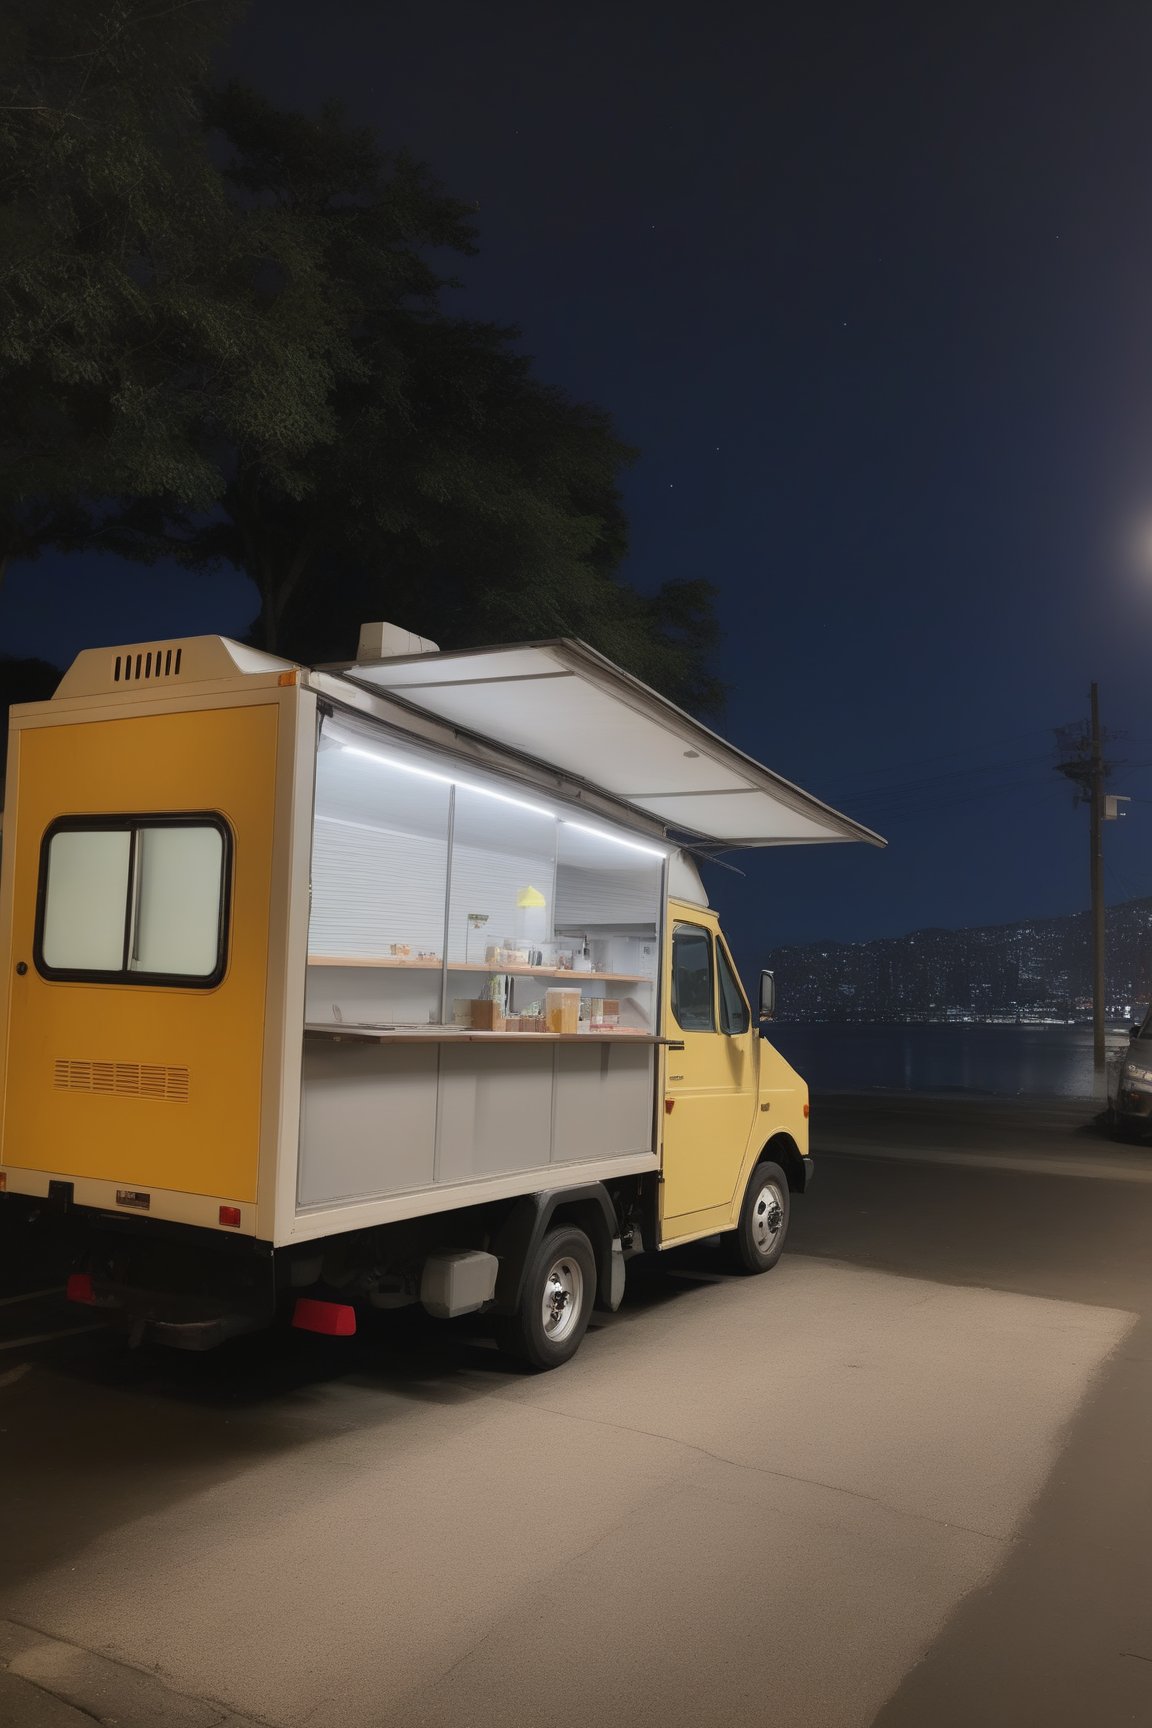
(1112, 1006, 1152, 1140)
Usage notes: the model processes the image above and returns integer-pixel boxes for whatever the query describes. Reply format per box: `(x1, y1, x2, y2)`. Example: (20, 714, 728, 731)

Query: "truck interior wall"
(296, 709, 667, 1222)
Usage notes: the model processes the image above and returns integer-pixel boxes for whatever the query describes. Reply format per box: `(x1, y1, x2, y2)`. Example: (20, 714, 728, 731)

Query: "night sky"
(9, 1, 1152, 972)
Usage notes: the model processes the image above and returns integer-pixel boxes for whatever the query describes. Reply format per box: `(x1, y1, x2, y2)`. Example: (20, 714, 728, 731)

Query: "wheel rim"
(751, 1181, 785, 1254)
(541, 1256, 584, 1344)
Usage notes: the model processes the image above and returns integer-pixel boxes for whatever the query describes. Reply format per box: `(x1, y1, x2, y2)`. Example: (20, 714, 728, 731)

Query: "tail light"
(293, 1298, 356, 1337)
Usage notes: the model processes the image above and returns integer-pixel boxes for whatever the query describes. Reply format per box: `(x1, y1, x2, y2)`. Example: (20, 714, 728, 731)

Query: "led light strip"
(339, 745, 666, 856)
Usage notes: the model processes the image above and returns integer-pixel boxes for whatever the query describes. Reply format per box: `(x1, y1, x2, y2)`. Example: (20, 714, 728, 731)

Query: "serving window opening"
(306, 716, 667, 1036)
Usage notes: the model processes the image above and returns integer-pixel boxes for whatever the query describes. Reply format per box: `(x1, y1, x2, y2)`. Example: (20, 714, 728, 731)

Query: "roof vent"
(356, 621, 440, 662)
(53, 636, 296, 699)
(114, 645, 184, 685)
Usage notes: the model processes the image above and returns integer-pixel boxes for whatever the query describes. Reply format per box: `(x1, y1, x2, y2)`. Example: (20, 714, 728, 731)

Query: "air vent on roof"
(113, 646, 183, 685)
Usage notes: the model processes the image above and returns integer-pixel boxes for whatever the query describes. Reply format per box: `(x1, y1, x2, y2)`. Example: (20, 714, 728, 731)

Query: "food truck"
(0, 625, 881, 1368)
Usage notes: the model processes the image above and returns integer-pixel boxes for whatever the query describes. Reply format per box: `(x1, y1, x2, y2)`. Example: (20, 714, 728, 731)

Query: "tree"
(0, 1, 340, 587)
(149, 86, 721, 708)
(2, 15, 722, 710)
(0, 656, 60, 802)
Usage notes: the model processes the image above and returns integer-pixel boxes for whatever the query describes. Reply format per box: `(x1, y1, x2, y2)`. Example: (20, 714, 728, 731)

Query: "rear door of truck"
(1, 701, 279, 1229)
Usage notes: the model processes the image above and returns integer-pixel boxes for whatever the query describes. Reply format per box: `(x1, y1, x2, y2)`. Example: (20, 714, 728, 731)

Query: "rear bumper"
(1116, 1088, 1152, 1125)
(1, 1196, 277, 1349)
(68, 1275, 274, 1349)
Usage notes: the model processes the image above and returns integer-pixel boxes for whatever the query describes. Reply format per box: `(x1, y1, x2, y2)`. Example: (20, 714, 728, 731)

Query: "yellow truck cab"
(0, 626, 880, 1368)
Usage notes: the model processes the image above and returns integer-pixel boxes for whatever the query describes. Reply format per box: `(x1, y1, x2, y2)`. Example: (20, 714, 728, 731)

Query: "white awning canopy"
(339, 639, 883, 850)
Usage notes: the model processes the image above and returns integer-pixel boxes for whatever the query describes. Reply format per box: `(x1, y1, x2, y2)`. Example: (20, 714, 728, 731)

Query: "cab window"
(671, 923, 715, 1031)
(716, 942, 750, 1035)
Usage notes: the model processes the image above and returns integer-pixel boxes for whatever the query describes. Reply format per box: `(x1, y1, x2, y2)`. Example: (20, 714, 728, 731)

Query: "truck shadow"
(0, 1245, 731, 1596)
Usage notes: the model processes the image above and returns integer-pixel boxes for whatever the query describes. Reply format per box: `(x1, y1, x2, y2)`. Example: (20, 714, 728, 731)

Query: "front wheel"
(497, 1226, 597, 1370)
(725, 1160, 790, 1274)
(1111, 1118, 1146, 1144)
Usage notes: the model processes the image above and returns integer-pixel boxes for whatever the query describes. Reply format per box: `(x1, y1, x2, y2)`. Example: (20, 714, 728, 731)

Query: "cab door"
(660, 908, 757, 1231)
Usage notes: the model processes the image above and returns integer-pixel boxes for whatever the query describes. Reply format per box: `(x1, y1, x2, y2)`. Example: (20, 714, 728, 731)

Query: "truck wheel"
(1111, 1119, 1143, 1143)
(726, 1160, 790, 1274)
(498, 1226, 596, 1370)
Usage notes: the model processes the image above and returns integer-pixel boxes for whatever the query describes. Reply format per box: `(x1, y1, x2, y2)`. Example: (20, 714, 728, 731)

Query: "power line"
(825, 756, 1057, 815)
(821, 748, 1056, 804)
(821, 727, 1056, 789)
(869, 781, 1070, 824)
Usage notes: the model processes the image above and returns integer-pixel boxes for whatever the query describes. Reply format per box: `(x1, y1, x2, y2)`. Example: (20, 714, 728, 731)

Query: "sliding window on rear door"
(35, 814, 232, 986)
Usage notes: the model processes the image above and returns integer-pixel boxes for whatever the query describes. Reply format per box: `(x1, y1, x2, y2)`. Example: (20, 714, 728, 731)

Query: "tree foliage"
(0, 655, 61, 798)
(0, 5, 721, 710)
(0, 2, 340, 576)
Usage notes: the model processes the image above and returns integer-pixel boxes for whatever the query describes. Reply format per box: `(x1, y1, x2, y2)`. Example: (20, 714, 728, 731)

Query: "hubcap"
(751, 1182, 784, 1254)
(541, 1257, 584, 1343)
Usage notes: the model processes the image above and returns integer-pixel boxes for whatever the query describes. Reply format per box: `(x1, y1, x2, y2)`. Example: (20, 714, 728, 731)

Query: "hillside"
(767, 897, 1152, 1023)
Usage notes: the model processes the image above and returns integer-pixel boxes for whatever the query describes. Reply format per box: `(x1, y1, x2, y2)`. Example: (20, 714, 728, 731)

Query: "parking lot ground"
(1, 1093, 1151, 1727)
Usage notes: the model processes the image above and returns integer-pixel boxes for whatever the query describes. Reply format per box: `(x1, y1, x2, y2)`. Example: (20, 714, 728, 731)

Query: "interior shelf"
(308, 956, 653, 983)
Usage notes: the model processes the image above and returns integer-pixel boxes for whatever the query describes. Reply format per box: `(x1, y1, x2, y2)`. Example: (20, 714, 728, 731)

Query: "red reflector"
(293, 1298, 356, 1337)
(218, 1206, 242, 1228)
(803, 1103, 810, 1118)
(0, 1171, 6, 1191)
(67, 1273, 94, 1304)
(665, 1098, 675, 1114)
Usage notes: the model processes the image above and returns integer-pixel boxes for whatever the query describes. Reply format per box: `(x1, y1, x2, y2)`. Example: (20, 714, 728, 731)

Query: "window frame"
(716, 938, 751, 1036)
(34, 812, 233, 988)
(670, 920, 716, 1033)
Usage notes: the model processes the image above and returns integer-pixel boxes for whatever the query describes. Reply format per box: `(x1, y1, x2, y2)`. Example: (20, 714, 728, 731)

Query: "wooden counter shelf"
(304, 1024, 671, 1045)
(308, 956, 652, 984)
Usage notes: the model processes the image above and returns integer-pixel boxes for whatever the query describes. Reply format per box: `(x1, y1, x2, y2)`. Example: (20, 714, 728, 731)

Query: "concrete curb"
(0, 1620, 268, 1728)
(817, 1139, 1152, 1184)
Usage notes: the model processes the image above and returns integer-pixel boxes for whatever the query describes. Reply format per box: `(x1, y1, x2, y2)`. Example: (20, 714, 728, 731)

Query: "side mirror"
(1131, 1023, 1142, 1041)
(759, 969, 776, 1022)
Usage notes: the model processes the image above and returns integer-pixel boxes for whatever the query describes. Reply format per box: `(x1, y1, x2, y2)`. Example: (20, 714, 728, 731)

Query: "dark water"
(767, 1022, 1130, 1099)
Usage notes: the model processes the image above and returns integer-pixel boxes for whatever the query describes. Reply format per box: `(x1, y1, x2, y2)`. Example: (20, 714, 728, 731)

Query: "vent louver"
(112, 646, 183, 685)
(53, 1060, 190, 1102)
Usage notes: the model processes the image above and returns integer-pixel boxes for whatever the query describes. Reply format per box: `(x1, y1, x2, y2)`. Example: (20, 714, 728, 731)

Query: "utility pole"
(1088, 683, 1105, 1074)
(1055, 687, 1124, 1080)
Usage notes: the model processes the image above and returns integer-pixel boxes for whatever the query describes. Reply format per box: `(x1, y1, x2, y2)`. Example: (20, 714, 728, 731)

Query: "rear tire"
(1111, 1118, 1146, 1144)
(497, 1226, 596, 1370)
(725, 1160, 790, 1274)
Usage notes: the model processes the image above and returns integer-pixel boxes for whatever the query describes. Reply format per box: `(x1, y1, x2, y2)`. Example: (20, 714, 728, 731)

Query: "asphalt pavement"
(1, 1093, 1151, 1727)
